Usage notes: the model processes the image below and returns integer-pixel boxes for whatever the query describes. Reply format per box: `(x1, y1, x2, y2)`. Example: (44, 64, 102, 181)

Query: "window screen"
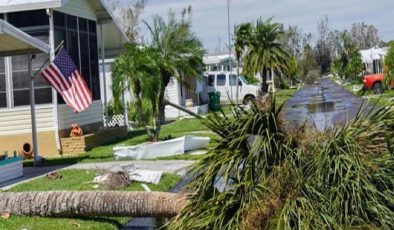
(12, 55, 52, 106)
(54, 12, 100, 102)
(216, 74, 226, 86)
(8, 10, 48, 28)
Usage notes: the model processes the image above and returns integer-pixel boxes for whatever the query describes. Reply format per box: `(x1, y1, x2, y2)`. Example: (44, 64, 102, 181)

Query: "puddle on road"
(283, 79, 363, 132)
(292, 101, 346, 114)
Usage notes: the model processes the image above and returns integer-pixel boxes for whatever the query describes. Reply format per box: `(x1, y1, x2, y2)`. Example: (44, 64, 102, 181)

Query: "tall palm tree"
(238, 18, 290, 93)
(235, 23, 252, 64)
(112, 43, 160, 139)
(144, 10, 204, 139)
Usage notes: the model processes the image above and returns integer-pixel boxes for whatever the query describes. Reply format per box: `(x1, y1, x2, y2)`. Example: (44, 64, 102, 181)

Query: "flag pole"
(31, 40, 64, 80)
(29, 40, 63, 166)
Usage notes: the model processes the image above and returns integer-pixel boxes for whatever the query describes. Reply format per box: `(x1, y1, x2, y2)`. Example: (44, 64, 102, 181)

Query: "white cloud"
(138, 0, 394, 52)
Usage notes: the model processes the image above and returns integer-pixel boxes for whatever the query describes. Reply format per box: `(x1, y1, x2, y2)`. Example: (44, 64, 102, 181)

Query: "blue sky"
(136, 0, 394, 53)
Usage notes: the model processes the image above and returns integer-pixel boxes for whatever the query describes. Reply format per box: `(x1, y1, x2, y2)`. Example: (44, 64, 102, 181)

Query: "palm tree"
(144, 10, 204, 140)
(112, 43, 160, 139)
(235, 23, 252, 66)
(238, 18, 290, 93)
(0, 191, 186, 218)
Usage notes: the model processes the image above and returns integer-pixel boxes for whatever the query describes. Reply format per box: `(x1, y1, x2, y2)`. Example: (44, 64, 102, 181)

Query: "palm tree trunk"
(261, 69, 269, 93)
(153, 73, 172, 141)
(0, 191, 187, 218)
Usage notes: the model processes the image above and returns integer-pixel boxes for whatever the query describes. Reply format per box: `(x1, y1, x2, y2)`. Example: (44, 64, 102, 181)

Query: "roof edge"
(0, 1, 61, 14)
(98, 0, 130, 43)
(0, 19, 51, 55)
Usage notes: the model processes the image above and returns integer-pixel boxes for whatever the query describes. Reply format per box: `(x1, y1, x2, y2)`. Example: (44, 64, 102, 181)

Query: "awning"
(0, 19, 50, 166)
(0, 19, 50, 56)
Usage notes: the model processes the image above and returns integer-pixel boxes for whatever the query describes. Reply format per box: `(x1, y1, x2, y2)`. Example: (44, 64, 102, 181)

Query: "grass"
(274, 88, 298, 106)
(2, 169, 181, 230)
(330, 76, 394, 106)
(24, 89, 297, 166)
(23, 118, 211, 167)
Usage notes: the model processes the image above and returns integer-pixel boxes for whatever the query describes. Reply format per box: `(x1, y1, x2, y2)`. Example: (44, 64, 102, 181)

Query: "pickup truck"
(363, 73, 394, 94)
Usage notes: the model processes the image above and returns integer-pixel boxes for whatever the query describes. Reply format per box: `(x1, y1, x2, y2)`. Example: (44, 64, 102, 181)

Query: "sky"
(133, 0, 394, 53)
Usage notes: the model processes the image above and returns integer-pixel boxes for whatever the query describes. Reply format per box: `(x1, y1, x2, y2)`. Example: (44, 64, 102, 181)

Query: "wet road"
(283, 79, 371, 132)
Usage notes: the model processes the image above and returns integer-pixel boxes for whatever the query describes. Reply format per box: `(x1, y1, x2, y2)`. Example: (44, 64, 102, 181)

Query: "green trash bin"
(208, 91, 221, 112)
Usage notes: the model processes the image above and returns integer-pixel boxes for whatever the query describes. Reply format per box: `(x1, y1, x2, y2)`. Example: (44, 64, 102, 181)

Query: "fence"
(103, 114, 126, 128)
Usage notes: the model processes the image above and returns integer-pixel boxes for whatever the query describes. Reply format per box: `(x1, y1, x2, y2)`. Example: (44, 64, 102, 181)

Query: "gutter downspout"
(47, 9, 61, 152)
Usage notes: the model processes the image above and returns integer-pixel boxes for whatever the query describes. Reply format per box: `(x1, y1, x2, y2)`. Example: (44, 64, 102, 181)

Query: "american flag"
(40, 48, 93, 113)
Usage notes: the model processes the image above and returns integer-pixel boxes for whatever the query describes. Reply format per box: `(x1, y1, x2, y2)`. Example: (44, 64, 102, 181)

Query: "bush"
(128, 99, 153, 127)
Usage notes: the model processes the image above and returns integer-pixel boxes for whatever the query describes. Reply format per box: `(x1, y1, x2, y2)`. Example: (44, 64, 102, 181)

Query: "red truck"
(363, 73, 394, 94)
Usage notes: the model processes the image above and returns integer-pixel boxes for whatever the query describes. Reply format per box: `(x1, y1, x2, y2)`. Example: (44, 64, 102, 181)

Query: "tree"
(350, 22, 380, 49)
(384, 43, 394, 88)
(299, 44, 319, 84)
(331, 32, 363, 82)
(0, 191, 187, 218)
(112, 43, 161, 139)
(315, 16, 332, 74)
(281, 26, 313, 85)
(144, 9, 204, 139)
(107, 0, 147, 42)
(237, 18, 290, 93)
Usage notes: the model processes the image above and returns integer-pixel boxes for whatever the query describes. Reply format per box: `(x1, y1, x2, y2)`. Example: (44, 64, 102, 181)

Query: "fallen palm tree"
(0, 191, 187, 218)
(167, 98, 394, 230)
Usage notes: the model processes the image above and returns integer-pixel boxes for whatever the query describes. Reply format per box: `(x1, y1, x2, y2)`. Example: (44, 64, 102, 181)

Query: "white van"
(205, 71, 261, 104)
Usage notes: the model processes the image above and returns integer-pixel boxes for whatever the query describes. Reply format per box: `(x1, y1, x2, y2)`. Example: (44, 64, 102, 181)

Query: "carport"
(0, 19, 51, 166)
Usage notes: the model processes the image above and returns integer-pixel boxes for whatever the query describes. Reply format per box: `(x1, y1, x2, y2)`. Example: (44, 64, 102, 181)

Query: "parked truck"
(205, 72, 262, 105)
(363, 73, 394, 94)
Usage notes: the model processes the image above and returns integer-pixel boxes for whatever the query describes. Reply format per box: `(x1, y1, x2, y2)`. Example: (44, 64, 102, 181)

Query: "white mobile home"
(0, 0, 128, 156)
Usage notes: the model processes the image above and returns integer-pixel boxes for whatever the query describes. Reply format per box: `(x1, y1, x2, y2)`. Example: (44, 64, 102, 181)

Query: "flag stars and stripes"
(40, 48, 93, 113)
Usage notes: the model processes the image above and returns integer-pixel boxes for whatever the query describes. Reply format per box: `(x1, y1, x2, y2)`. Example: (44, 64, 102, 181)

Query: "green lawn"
(24, 89, 298, 166)
(330, 77, 394, 106)
(361, 90, 394, 106)
(24, 118, 213, 166)
(274, 88, 298, 106)
(2, 169, 181, 230)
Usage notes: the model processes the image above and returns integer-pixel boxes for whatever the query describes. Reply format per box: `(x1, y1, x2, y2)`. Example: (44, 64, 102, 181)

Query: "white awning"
(0, 19, 50, 56)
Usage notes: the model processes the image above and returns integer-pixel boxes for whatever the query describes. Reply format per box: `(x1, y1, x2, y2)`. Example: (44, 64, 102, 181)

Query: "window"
(7, 15, 52, 107)
(216, 74, 226, 86)
(208, 75, 215, 86)
(8, 10, 48, 28)
(12, 53, 52, 106)
(54, 11, 101, 102)
(0, 58, 6, 108)
(229, 74, 237, 86)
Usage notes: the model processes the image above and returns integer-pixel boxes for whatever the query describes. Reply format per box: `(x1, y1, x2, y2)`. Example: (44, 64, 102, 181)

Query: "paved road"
(283, 79, 373, 132)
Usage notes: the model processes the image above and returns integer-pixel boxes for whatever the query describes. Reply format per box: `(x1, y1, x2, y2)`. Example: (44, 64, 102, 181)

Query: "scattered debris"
(1, 211, 10, 219)
(45, 172, 62, 180)
(114, 135, 210, 160)
(92, 164, 164, 188)
(141, 184, 151, 192)
(93, 170, 132, 190)
(71, 222, 81, 227)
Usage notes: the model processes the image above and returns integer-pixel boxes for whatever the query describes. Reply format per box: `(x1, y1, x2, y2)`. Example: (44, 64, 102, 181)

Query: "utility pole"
(227, 0, 233, 100)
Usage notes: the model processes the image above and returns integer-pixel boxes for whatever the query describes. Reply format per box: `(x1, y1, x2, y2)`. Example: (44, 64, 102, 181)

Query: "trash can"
(208, 91, 221, 112)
